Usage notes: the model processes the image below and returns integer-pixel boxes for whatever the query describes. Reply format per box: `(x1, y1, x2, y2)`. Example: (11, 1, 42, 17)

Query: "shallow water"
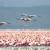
(0, 7, 50, 29)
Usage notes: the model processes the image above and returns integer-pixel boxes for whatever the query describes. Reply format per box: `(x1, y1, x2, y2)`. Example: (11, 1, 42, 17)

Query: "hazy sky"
(1, 0, 50, 7)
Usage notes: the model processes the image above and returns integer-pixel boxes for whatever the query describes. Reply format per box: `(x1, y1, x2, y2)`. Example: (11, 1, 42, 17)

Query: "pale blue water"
(0, 6, 50, 29)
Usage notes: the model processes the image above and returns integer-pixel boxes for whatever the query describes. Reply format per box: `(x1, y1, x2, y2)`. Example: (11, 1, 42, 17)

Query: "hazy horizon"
(1, 0, 50, 7)
(1, 5, 50, 7)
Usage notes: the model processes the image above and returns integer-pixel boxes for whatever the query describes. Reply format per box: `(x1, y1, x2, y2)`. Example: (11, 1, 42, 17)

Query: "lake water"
(0, 7, 50, 29)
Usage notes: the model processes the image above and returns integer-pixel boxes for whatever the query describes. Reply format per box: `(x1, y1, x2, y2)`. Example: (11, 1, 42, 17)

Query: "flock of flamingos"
(0, 29, 50, 46)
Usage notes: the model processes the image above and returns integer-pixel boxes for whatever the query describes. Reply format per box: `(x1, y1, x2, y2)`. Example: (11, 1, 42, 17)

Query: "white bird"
(0, 22, 10, 26)
(21, 14, 38, 18)
(16, 18, 31, 22)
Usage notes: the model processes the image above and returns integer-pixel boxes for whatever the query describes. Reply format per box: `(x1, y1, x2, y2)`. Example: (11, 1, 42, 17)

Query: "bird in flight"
(21, 14, 41, 18)
(16, 18, 31, 22)
(0, 22, 10, 26)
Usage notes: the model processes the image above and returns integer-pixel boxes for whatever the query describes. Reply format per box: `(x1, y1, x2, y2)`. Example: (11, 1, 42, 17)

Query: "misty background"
(0, 0, 50, 7)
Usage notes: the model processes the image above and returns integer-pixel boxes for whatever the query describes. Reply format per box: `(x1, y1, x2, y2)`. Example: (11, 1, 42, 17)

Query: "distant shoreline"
(0, 29, 50, 30)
